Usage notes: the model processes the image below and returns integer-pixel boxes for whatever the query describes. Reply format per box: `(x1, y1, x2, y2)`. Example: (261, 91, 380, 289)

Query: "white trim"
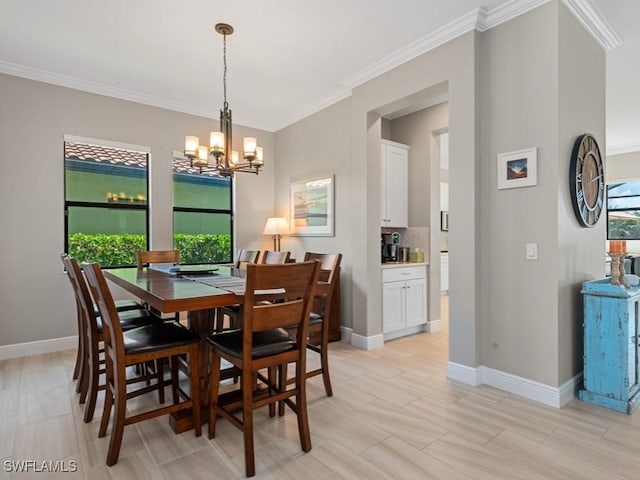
(340, 326, 353, 344)
(0, 0, 620, 134)
(350, 333, 384, 350)
(447, 361, 483, 386)
(341, 8, 484, 89)
(0, 336, 76, 361)
(561, 0, 622, 52)
(446, 361, 582, 408)
(424, 318, 442, 333)
(606, 143, 640, 157)
(482, 0, 551, 31)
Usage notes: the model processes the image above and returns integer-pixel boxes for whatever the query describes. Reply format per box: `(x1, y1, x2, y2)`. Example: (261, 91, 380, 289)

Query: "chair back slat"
(261, 250, 291, 264)
(235, 249, 260, 269)
(136, 250, 180, 269)
(253, 300, 305, 332)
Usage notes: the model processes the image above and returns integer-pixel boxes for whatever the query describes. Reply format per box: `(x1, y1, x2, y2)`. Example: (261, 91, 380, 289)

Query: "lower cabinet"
(382, 265, 427, 340)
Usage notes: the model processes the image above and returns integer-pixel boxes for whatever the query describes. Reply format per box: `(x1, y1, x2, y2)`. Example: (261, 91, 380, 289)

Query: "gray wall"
(0, 73, 275, 346)
(274, 98, 353, 329)
(607, 151, 640, 182)
(477, 1, 605, 386)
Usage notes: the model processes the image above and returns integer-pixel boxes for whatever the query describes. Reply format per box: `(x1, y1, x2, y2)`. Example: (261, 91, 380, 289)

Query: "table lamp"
(263, 217, 289, 251)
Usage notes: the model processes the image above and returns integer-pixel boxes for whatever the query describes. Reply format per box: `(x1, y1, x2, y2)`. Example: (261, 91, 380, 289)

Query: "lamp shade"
(263, 217, 289, 235)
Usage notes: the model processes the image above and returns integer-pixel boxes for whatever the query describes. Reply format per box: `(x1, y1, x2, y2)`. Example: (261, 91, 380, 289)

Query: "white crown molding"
(0, 60, 220, 121)
(271, 87, 352, 132)
(339, 0, 620, 90)
(341, 8, 484, 89)
(482, 0, 551, 30)
(561, 0, 622, 52)
(0, 0, 621, 133)
(606, 143, 640, 157)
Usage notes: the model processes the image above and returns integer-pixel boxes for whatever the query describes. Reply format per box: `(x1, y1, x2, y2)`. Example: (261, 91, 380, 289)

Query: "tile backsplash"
(381, 227, 429, 262)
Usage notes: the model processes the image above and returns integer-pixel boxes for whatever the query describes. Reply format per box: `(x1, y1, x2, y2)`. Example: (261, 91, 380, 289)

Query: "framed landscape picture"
(289, 175, 334, 236)
(497, 147, 537, 190)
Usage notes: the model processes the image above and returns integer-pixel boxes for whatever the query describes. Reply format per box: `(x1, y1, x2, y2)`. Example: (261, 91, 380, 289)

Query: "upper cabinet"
(380, 140, 409, 228)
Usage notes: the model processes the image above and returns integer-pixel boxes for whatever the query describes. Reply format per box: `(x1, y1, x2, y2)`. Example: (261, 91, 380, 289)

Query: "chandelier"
(184, 23, 263, 177)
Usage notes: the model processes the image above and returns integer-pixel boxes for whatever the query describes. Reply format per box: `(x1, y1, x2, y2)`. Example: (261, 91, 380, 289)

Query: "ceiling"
(0, 0, 636, 154)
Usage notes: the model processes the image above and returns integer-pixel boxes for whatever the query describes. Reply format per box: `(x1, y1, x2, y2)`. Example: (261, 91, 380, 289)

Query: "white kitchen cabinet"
(440, 182, 449, 211)
(441, 253, 449, 293)
(380, 140, 409, 228)
(382, 265, 427, 340)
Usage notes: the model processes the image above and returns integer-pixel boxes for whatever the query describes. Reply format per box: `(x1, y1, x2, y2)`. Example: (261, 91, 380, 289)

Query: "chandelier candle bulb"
(255, 147, 264, 166)
(195, 146, 209, 168)
(210, 131, 225, 156)
(243, 137, 257, 159)
(184, 136, 200, 157)
(231, 150, 239, 165)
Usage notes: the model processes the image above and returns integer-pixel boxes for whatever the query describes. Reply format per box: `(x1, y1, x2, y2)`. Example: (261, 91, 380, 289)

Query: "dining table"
(103, 264, 247, 433)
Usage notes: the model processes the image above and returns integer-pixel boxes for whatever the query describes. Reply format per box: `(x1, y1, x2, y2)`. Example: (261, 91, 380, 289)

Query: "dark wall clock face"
(570, 133, 604, 227)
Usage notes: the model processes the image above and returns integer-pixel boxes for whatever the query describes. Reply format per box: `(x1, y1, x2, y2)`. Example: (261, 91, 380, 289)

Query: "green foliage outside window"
(68, 233, 231, 266)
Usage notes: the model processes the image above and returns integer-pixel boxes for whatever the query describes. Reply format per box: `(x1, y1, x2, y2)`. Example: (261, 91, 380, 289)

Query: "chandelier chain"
(222, 33, 228, 106)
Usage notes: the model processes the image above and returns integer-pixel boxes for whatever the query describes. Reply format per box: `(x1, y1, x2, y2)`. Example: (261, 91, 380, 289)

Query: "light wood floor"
(3, 300, 640, 479)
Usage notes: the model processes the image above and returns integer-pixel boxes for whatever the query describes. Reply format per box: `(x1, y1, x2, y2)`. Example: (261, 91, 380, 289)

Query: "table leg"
(170, 308, 216, 433)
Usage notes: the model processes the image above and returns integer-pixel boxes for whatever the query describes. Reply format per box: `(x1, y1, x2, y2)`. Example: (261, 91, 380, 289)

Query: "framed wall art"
(497, 147, 537, 190)
(289, 175, 334, 236)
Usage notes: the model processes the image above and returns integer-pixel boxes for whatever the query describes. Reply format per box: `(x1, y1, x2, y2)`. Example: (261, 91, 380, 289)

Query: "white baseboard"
(447, 361, 482, 386)
(425, 318, 442, 332)
(340, 327, 353, 344)
(0, 336, 77, 361)
(351, 332, 384, 350)
(447, 361, 583, 408)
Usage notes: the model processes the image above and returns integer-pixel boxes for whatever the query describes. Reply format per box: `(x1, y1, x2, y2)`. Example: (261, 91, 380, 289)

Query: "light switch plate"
(526, 243, 538, 260)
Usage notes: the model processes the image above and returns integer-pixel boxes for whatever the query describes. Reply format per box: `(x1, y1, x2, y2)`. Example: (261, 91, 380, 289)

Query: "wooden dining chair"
(213, 249, 261, 332)
(62, 254, 143, 384)
(207, 261, 320, 477)
(136, 249, 181, 320)
(136, 249, 181, 269)
(83, 262, 202, 466)
(215, 250, 289, 333)
(61, 254, 163, 422)
(283, 252, 342, 400)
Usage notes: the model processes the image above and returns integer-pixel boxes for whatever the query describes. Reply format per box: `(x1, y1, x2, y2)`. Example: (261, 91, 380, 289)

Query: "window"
(64, 137, 149, 266)
(173, 158, 233, 264)
(607, 181, 640, 239)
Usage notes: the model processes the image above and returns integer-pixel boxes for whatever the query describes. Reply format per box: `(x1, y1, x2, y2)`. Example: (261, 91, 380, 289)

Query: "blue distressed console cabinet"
(580, 278, 640, 414)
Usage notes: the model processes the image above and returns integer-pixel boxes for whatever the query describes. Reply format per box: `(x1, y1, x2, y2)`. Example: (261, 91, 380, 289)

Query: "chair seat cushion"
(96, 309, 162, 333)
(206, 328, 295, 359)
(308, 312, 323, 326)
(123, 322, 200, 355)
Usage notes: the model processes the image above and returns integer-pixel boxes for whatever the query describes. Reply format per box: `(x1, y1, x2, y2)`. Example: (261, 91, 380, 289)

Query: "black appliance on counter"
(381, 232, 400, 263)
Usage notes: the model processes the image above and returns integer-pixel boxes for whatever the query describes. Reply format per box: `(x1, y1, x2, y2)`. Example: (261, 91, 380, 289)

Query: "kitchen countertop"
(381, 262, 428, 268)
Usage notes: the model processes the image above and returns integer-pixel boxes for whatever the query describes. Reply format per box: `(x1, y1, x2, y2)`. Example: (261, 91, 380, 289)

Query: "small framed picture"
(497, 147, 537, 190)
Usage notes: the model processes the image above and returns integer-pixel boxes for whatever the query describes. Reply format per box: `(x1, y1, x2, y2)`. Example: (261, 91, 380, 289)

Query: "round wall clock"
(570, 133, 604, 227)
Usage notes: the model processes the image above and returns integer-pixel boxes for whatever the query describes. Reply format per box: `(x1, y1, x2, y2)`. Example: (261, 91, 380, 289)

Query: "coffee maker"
(381, 232, 400, 263)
